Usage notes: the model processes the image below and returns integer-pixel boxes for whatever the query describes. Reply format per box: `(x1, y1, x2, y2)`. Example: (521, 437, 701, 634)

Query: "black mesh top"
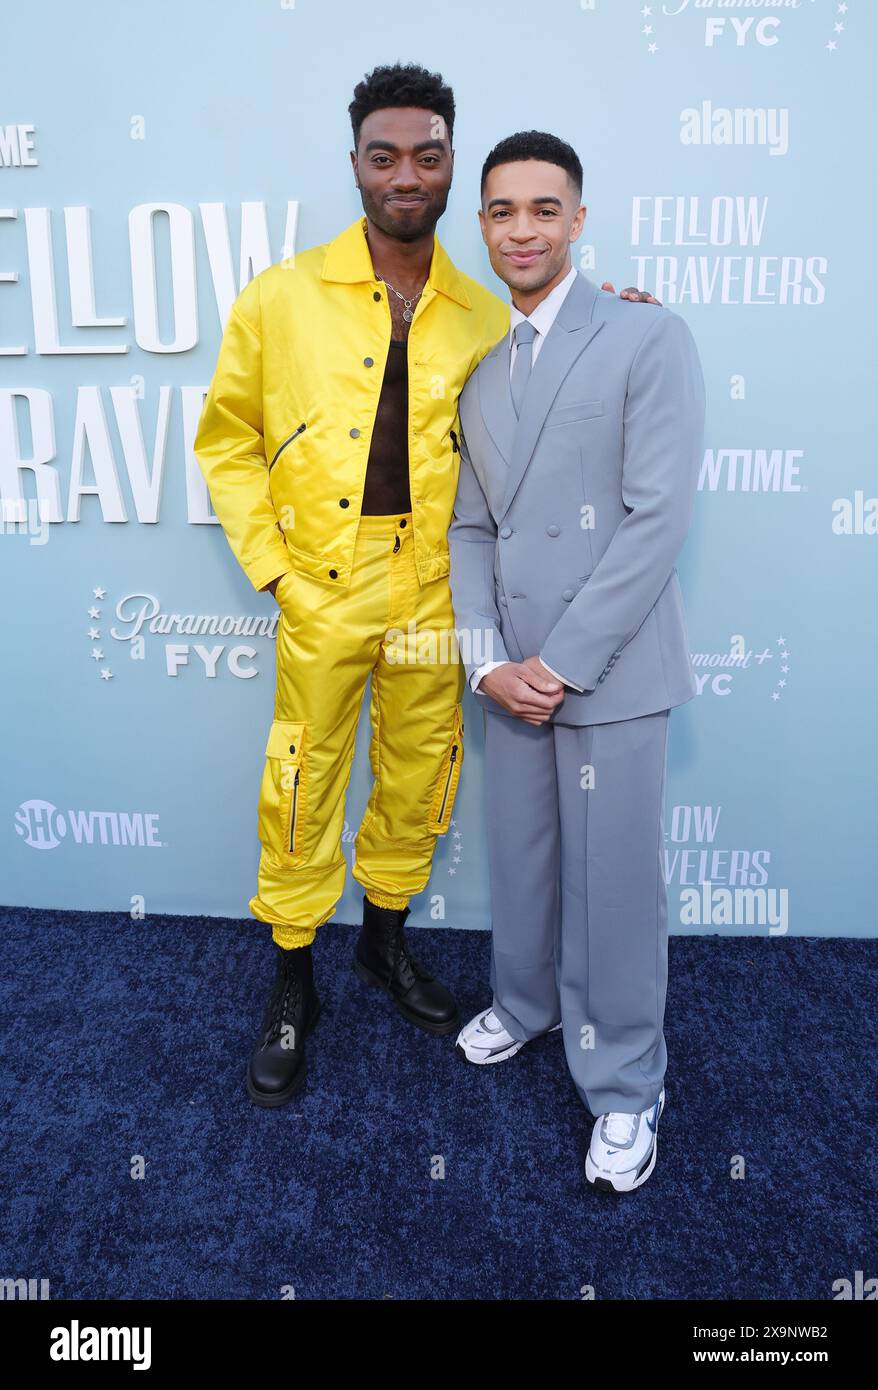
(361, 339, 413, 516)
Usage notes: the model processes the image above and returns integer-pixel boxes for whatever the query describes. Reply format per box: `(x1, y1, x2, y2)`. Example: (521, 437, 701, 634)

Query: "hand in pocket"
(275, 570, 297, 618)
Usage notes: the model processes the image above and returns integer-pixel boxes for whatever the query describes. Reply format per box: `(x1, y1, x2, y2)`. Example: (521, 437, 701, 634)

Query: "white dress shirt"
(470, 265, 584, 696)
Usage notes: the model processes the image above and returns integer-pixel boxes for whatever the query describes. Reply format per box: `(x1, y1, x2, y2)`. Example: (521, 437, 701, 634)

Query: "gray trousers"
(484, 706, 670, 1116)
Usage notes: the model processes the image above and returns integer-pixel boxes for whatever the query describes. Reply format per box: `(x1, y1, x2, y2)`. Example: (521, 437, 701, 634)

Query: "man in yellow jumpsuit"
(194, 65, 506, 1106)
(194, 63, 653, 1108)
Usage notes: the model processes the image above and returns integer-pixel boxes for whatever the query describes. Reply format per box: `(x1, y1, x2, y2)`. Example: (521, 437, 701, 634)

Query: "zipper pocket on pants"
(427, 705, 465, 834)
(288, 767, 300, 853)
(259, 719, 306, 859)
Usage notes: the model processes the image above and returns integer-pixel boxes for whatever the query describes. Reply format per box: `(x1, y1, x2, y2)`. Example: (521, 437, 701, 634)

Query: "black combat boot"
(354, 895, 459, 1035)
(246, 942, 321, 1107)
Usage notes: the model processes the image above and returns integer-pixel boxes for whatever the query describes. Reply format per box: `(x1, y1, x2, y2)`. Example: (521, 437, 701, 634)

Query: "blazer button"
(373, 291, 382, 301)
(328, 569, 338, 579)
(363, 357, 374, 367)
(339, 498, 350, 508)
(350, 428, 360, 438)
(562, 589, 575, 602)
(546, 524, 560, 537)
(500, 525, 512, 539)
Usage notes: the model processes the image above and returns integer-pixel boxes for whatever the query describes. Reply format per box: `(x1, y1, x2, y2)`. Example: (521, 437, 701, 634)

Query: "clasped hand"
(479, 657, 566, 726)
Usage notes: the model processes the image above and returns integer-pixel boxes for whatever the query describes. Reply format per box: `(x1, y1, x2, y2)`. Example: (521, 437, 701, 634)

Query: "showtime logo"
(14, 799, 162, 850)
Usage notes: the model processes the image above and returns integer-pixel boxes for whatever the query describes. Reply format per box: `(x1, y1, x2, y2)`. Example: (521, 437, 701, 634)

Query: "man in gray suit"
(448, 132, 706, 1193)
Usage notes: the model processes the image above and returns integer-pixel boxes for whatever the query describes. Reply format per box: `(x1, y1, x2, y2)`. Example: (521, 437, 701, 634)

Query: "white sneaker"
(455, 1006, 561, 1065)
(584, 1087, 665, 1194)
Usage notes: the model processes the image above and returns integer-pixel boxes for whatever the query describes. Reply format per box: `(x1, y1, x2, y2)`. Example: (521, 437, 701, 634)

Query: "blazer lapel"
(477, 335, 517, 467)
(500, 274, 606, 520)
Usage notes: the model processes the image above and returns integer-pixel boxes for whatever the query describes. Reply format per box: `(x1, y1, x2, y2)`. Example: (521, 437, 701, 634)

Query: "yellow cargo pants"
(249, 512, 465, 949)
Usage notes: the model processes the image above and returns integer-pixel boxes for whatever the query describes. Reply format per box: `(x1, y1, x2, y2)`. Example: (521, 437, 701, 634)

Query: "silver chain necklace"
(376, 273, 424, 322)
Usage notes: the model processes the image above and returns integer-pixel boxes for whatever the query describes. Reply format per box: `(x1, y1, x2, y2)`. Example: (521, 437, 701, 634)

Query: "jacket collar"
(321, 217, 472, 309)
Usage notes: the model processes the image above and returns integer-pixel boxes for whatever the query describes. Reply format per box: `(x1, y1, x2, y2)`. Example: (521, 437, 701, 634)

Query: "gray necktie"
(510, 320, 538, 417)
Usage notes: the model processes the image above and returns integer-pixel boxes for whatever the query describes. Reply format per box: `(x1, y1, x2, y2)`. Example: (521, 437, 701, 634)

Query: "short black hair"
(349, 62, 455, 147)
(480, 131, 583, 199)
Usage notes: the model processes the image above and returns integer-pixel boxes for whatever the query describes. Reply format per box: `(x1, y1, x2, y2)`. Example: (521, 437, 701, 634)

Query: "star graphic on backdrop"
(100, 668, 113, 680)
(648, 42, 658, 53)
(778, 680, 786, 688)
(91, 648, 104, 661)
(448, 868, 456, 876)
(826, 40, 837, 51)
(641, 4, 652, 14)
(88, 606, 100, 619)
(776, 637, 786, 646)
(781, 665, 789, 674)
(87, 627, 100, 640)
(838, 3, 848, 14)
(93, 586, 106, 599)
(772, 692, 780, 701)
(834, 22, 844, 32)
(453, 856, 461, 866)
(642, 25, 653, 35)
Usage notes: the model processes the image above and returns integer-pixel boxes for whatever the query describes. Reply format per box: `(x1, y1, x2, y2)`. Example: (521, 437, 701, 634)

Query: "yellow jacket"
(193, 217, 509, 593)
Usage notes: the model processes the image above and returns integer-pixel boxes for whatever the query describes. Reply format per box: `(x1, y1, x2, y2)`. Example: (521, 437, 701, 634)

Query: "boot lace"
(390, 928, 430, 991)
(263, 966, 302, 1046)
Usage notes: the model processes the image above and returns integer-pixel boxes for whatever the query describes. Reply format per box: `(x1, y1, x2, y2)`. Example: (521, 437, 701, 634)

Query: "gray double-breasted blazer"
(448, 272, 706, 725)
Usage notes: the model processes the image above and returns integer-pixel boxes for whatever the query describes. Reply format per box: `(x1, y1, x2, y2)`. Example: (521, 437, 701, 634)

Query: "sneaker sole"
(585, 1136, 658, 1194)
(353, 956, 460, 1036)
(584, 1091, 665, 1194)
(455, 1020, 561, 1065)
(245, 1001, 322, 1109)
(455, 1037, 526, 1065)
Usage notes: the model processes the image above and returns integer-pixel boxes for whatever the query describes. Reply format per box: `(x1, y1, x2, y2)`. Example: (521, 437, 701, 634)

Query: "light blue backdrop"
(2, 0, 875, 938)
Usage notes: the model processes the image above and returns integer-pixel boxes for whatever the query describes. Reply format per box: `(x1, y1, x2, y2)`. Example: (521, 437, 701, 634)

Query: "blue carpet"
(0, 905, 875, 1300)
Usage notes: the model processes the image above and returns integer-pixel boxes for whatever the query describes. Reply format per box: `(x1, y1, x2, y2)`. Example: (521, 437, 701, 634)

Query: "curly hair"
(348, 62, 455, 146)
(480, 131, 583, 198)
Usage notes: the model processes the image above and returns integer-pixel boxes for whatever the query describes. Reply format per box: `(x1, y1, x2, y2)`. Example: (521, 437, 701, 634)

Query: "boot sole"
(353, 957, 460, 1036)
(246, 1001, 322, 1109)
